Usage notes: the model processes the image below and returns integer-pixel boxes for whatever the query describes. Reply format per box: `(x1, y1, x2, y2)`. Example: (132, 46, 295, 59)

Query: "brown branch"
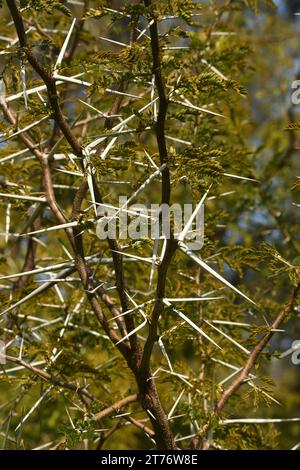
(70, 178, 129, 342)
(96, 421, 124, 449)
(13, 233, 36, 291)
(0, 96, 74, 245)
(4, 0, 134, 359)
(192, 284, 300, 449)
(2, 354, 95, 402)
(12, 205, 41, 291)
(120, 1, 176, 449)
(0, 99, 130, 360)
(94, 394, 138, 421)
(138, 0, 175, 371)
(90, 24, 142, 360)
(94, 394, 155, 443)
(6, 0, 84, 161)
(125, 416, 155, 439)
(46, 0, 90, 151)
(5, 0, 174, 449)
(144, 0, 170, 205)
(139, 1, 177, 375)
(140, 237, 177, 375)
(63, 24, 143, 359)
(96, 416, 154, 450)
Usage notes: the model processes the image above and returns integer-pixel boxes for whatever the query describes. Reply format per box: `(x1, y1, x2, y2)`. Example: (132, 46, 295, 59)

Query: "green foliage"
(0, 0, 299, 452)
(20, 0, 71, 16)
(156, 0, 199, 24)
(83, 1, 107, 20)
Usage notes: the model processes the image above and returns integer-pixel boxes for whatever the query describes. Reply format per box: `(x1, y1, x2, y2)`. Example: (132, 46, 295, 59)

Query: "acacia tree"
(0, 0, 300, 450)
